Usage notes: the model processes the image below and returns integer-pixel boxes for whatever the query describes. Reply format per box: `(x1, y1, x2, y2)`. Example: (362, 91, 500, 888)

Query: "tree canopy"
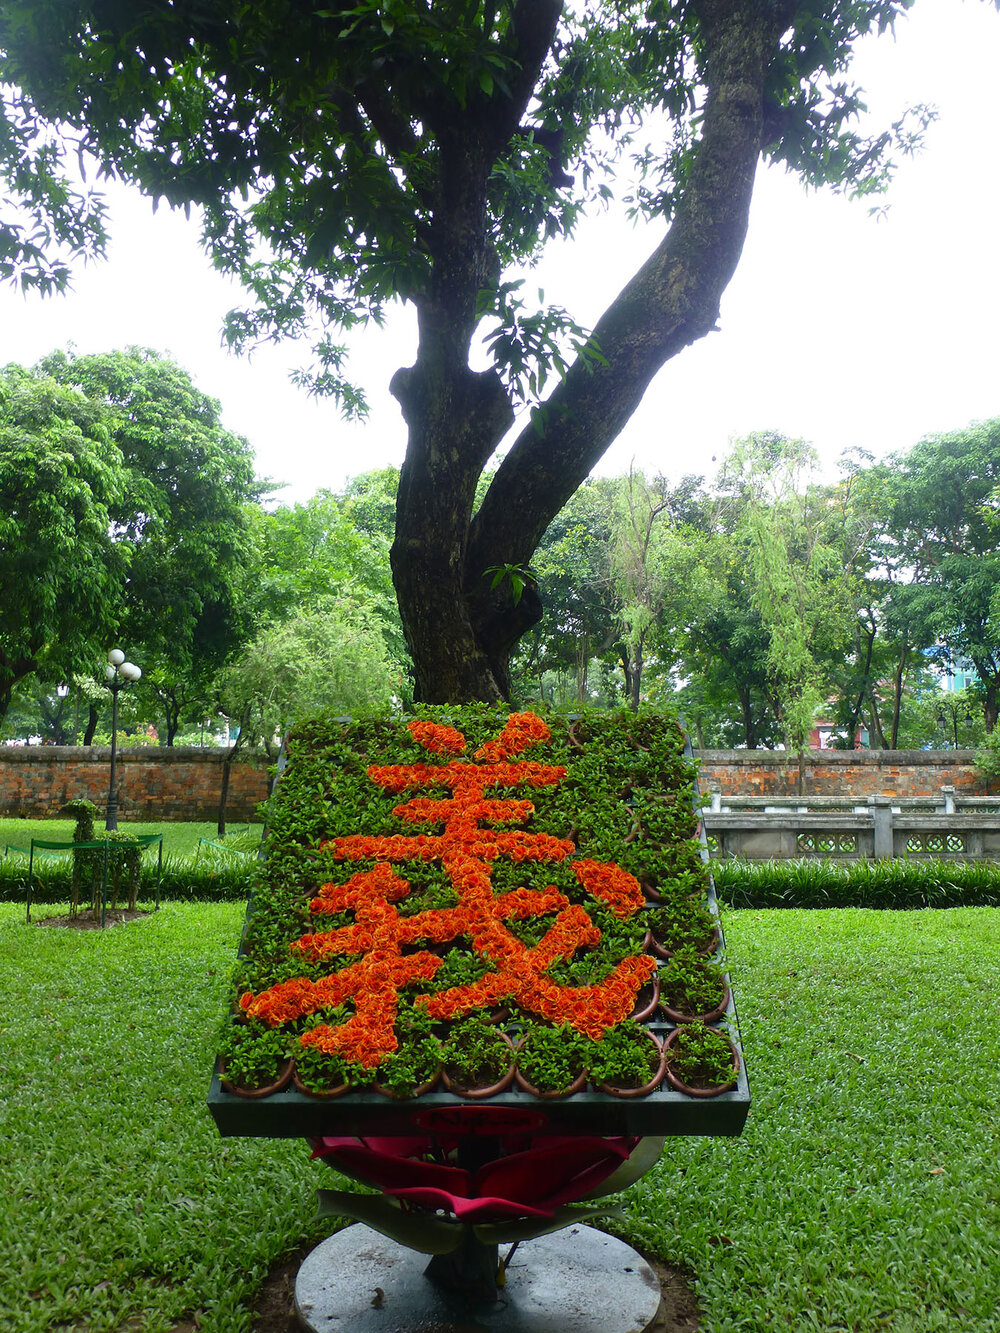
(0, 365, 126, 717)
(0, 0, 935, 703)
(0, 347, 265, 735)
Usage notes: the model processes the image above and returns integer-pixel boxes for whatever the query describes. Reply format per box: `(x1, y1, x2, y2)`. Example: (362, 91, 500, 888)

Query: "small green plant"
(219, 1022, 290, 1090)
(433, 946, 491, 989)
(516, 1022, 589, 1092)
(374, 1003, 443, 1097)
(646, 896, 717, 953)
(482, 561, 539, 606)
(658, 944, 727, 1016)
(293, 1040, 370, 1093)
(440, 1015, 512, 1089)
(664, 1022, 737, 1089)
(585, 1018, 661, 1088)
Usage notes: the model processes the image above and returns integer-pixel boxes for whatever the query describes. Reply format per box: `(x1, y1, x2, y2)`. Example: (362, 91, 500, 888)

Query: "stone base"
(295, 1223, 662, 1332)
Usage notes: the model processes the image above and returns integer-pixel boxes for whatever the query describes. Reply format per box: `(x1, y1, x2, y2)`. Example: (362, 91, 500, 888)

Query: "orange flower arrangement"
(407, 719, 466, 755)
(239, 712, 657, 1069)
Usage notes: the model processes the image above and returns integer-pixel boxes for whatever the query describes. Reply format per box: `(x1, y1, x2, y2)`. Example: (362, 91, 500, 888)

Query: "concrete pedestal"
(295, 1223, 662, 1332)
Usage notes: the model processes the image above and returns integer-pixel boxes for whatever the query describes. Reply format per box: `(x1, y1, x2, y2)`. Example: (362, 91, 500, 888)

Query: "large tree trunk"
(388, 1, 779, 703)
(391, 359, 517, 702)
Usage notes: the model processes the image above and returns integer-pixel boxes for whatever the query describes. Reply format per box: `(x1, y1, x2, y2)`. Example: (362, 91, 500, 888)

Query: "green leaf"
(314, 1190, 463, 1254)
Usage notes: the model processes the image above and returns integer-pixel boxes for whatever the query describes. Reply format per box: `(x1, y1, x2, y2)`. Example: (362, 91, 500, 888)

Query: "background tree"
(254, 484, 407, 672)
(213, 608, 401, 834)
(863, 421, 1000, 733)
(721, 433, 869, 777)
(515, 477, 621, 705)
(0, 0, 930, 703)
(0, 366, 127, 722)
(609, 472, 675, 711)
(39, 347, 264, 742)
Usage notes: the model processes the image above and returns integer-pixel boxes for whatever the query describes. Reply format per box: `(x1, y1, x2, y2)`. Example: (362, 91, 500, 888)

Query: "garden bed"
(209, 707, 749, 1137)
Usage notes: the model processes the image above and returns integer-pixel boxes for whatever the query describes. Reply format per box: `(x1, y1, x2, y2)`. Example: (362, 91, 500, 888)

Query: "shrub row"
(0, 855, 255, 906)
(712, 857, 1000, 909)
(6, 849, 999, 911)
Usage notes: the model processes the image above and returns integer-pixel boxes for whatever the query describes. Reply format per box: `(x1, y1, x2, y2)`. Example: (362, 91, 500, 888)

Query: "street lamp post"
(104, 648, 142, 830)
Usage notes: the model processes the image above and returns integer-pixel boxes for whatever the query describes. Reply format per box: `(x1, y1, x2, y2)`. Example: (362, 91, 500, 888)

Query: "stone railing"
(701, 786, 1000, 860)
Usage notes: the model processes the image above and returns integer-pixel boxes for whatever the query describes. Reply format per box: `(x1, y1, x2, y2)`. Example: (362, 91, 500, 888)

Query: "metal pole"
(106, 679, 120, 831)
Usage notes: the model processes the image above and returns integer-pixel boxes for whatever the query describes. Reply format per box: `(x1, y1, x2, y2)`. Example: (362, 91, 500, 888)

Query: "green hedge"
(0, 854, 255, 905)
(8, 847, 1000, 911)
(712, 857, 1000, 909)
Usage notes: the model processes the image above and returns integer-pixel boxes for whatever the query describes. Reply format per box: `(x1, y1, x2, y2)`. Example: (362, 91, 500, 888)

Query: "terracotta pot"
(660, 983, 730, 1026)
(662, 1027, 739, 1098)
(373, 1069, 441, 1099)
(291, 1066, 350, 1099)
(630, 976, 661, 1022)
(513, 1066, 588, 1100)
(649, 923, 721, 962)
(513, 1034, 588, 1099)
(640, 877, 661, 903)
(595, 1031, 665, 1099)
(441, 1033, 516, 1099)
(219, 1057, 293, 1099)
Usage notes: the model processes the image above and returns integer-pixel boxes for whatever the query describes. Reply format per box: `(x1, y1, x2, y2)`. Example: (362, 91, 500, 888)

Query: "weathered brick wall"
(0, 747, 270, 820)
(693, 749, 988, 799)
(1, 746, 988, 819)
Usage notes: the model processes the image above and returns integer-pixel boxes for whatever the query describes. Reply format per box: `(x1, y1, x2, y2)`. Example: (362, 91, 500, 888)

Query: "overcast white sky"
(0, 0, 997, 504)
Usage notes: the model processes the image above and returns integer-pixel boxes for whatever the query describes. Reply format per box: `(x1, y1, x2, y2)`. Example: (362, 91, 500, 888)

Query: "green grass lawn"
(2, 904, 998, 1332)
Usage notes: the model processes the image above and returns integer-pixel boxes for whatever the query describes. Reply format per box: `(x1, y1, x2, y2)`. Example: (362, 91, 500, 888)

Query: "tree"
(213, 607, 401, 833)
(0, 1, 931, 703)
(39, 348, 264, 741)
(516, 477, 621, 705)
(864, 421, 1000, 732)
(254, 482, 407, 670)
(723, 433, 869, 777)
(0, 366, 127, 721)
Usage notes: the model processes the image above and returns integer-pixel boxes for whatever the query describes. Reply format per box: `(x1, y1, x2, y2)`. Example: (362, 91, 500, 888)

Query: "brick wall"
(693, 749, 988, 799)
(0, 746, 270, 820)
(1, 745, 988, 819)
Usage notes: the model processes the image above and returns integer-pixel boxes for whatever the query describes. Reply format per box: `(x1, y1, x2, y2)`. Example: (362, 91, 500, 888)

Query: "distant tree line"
(2, 348, 997, 756)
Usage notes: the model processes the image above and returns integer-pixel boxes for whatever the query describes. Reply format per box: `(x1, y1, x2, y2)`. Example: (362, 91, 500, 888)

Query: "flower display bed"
(208, 707, 749, 1138)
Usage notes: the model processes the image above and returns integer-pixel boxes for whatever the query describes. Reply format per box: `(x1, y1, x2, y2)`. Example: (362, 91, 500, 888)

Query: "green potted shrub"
(292, 1040, 372, 1098)
(662, 1021, 739, 1097)
(645, 896, 719, 959)
(373, 1003, 443, 1099)
(658, 944, 729, 1022)
(219, 1022, 292, 1097)
(514, 1022, 589, 1098)
(586, 1018, 664, 1098)
(440, 1014, 516, 1099)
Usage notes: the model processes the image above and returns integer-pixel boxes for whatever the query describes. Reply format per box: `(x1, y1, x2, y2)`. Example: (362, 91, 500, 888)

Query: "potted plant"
(292, 1040, 371, 1098)
(645, 896, 719, 959)
(586, 1018, 664, 1098)
(514, 1022, 589, 1099)
(218, 1022, 292, 1098)
(440, 1014, 516, 1098)
(658, 944, 729, 1022)
(373, 1004, 443, 1099)
(662, 1022, 739, 1097)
